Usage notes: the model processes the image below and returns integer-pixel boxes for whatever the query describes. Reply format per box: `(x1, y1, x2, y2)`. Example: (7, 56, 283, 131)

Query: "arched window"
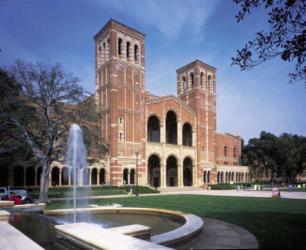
(166, 110, 177, 144)
(147, 116, 160, 142)
(200, 72, 204, 88)
(118, 38, 123, 56)
(190, 72, 194, 89)
(134, 44, 139, 62)
(224, 145, 228, 157)
(182, 123, 192, 146)
(119, 132, 123, 142)
(233, 147, 237, 158)
(103, 42, 105, 49)
(207, 75, 212, 91)
(98, 45, 101, 53)
(119, 116, 124, 125)
(126, 41, 130, 58)
(182, 76, 186, 93)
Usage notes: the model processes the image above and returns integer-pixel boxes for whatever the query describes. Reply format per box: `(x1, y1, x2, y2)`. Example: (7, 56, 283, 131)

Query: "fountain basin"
(45, 207, 204, 246)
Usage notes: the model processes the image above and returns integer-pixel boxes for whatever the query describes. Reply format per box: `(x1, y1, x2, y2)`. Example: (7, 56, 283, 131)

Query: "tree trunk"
(39, 158, 50, 203)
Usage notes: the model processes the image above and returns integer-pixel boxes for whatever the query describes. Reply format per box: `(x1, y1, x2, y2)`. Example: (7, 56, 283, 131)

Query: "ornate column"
(127, 169, 130, 185)
(68, 169, 71, 186)
(178, 164, 182, 187)
(59, 169, 62, 186)
(97, 169, 100, 185)
(89, 169, 92, 186)
(161, 163, 166, 187)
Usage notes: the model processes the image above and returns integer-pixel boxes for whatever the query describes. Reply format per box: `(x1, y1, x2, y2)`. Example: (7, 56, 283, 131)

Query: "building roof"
(176, 59, 216, 73)
(94, 19, 146, 40)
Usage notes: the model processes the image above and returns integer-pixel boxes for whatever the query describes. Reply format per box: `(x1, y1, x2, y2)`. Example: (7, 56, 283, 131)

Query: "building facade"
(93, 19, 250, 188)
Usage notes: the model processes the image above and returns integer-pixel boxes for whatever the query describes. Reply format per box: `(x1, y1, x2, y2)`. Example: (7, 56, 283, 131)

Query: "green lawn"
(47, 194, 306, 249)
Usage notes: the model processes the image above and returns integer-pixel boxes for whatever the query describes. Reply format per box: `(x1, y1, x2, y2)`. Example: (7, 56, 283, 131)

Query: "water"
(10, 212, 184, 249)
(65, 124, 88, 223)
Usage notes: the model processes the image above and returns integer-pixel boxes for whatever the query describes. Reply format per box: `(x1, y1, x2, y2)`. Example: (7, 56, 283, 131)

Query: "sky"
(0, 0, 305, 142)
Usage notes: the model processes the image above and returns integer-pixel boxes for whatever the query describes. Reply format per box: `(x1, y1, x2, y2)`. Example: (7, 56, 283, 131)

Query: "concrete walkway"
(50, 189, 306, 201)
(178, 217, 258, 249)
(0, 222, 43, 250)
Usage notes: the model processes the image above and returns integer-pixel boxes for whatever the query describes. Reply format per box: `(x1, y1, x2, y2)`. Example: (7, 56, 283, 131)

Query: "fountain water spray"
(66, 124, 88, 223)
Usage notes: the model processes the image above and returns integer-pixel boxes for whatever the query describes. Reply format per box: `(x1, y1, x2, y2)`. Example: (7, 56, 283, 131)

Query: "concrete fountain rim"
(45, 206, 204, 246)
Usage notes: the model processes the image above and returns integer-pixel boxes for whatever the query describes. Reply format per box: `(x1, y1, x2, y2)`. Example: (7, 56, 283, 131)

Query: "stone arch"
(51, 167, 60, 186)
(118, 37, 123, 56)
(183, 157, 193, 186)
(182, 76, 187, 93)
(134, 44, 139, 62)
(148, 154, 161, 187)
(61, 167, 69, 185)
(224, 145, 228, 157)
(166, 156, 178, 187)
(91, 168, 98, 185)
(130, 169, 135, 185)
(99, 168, 106, 185)
(26, 166, 35, 186)
(123, 168, 129, 185)
(83, 168, 90, 185)
(207, 74, 212, 91)
(147, 115, 160, 142)
(190, 72, 194, 89)
(126, 41, 131, 59)
(182, 122, 192, 146)
(166, 110, 177, 144)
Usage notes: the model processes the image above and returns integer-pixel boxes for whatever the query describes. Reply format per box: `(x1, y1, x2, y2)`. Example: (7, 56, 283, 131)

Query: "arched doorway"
(99, 169, 105, 185)
(26, 166, 35, 186)
(166, 156, 178, 187)
(182, 123, 192, 146)
(147, 116, 160, 142)
(91, 168, 98, 185)
(123, 169, 128, 185)
(61, 167, 69, 185)
(130, 169, 135, 185)
(0, 165, 8, 186)
(51, 167, 60, 186)
(166, 111, 177, 144)
(147, 154, 161, 187)
(183, 157, 192, 186)
(14, 166, 24, 186)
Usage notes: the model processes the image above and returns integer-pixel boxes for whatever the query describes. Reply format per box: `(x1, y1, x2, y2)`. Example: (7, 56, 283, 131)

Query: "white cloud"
(92, 0, 219, 39)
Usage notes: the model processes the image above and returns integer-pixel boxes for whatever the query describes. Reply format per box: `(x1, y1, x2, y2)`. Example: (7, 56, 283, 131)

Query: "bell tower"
(176, 60, 217, 185)
(94, 19, 146, 185)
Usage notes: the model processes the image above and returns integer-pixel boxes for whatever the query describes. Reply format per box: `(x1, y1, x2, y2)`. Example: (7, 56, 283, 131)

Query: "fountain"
(66, 124, 88, 223)
(7, 124, 204, 249)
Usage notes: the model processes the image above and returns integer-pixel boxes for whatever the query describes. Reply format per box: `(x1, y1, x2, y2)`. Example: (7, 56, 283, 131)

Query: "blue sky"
(0, 0, 305, 142)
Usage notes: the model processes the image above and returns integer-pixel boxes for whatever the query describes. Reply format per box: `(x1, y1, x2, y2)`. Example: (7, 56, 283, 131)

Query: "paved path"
(50, 189, 306, 201)
(178, 217, 258, 249)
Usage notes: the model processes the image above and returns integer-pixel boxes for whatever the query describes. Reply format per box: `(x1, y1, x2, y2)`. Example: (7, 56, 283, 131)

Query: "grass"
(47, 194, 306, 249)
(28, 186, 158, 199)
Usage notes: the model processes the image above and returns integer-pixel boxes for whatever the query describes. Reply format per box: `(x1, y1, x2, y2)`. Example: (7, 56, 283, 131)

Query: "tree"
(243, 131, 306, 184)
(1, 60, 88, 202)
(0, 69, 36, 185)
(232, 0, 306, 84)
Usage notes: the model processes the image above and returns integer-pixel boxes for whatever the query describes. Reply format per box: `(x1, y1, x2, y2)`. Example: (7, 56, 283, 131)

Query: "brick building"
(0, 19, 251, 188)
(94, 19, 250, 188)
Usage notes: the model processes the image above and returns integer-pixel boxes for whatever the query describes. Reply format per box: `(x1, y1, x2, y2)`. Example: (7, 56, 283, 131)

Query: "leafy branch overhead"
(232, 0, 306, 84)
